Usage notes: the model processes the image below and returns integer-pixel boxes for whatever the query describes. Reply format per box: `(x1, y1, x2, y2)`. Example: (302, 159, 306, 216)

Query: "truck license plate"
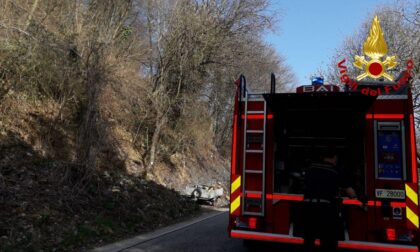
(375, 189, 405, 199)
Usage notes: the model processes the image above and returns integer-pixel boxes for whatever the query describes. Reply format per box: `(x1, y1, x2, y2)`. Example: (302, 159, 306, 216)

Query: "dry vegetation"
(0, 0, 294, 250)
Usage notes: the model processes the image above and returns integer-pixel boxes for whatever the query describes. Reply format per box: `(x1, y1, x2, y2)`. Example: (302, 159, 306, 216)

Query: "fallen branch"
(0, 22, 32, 37)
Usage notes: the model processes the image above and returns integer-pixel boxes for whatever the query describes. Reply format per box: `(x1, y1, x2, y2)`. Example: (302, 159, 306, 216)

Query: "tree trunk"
(25, 0, 40, 30)
(77, 45, 103, 170)
(146, 114, 167, 173)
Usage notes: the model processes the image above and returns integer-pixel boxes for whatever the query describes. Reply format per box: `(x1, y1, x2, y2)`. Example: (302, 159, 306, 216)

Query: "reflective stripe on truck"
(231, 229, 419, 252)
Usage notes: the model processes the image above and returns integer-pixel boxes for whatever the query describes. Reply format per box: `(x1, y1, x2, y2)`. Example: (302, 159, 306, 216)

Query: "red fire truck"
(228, 73, 419, 251)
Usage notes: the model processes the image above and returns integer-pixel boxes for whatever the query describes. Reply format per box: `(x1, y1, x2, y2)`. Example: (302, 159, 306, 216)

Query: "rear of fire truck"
(228, 73, 419, 251)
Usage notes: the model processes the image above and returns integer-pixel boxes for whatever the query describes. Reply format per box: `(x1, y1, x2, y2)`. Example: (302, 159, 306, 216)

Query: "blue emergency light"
(311, 77, 324, 85)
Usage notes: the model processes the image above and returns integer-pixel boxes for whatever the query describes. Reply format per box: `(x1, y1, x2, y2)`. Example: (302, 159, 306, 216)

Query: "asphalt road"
(117, 211, 304, 252)
(94, 210, 366, 252)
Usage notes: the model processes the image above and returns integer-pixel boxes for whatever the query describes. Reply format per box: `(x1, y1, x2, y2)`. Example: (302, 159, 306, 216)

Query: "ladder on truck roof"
(240, 75, 270, 216)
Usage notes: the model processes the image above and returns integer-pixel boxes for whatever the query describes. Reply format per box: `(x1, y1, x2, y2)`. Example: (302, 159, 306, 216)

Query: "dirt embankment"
(0, 92, 229, 251)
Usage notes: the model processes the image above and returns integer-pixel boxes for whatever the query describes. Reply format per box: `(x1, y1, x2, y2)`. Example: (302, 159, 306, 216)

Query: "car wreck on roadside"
(184, 184, 224, 206)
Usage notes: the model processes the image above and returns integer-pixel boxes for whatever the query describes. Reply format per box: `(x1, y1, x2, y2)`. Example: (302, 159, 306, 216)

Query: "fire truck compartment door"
(374, 121, 406, 180)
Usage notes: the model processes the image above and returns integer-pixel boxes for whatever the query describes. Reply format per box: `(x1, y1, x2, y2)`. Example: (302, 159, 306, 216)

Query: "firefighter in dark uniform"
(302, 147, 357, 251)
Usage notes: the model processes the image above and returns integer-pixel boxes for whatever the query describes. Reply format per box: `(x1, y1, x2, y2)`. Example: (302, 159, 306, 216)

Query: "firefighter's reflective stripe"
(230, 175, 241, 214)
(405, 183, 419, 228)
(231, 176, 241, 195)
(230, 196, 241, 214)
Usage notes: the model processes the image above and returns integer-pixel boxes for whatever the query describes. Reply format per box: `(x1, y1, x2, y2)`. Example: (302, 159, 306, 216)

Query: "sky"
(265, 0, 394, 85)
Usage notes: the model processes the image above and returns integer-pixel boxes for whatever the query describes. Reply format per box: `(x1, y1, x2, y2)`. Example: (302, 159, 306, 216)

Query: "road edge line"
(92, 209, 227, 252)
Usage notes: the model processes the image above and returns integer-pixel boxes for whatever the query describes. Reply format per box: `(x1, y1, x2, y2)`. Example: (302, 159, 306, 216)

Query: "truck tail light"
(234, 217, 259, 229)
(386, 228, 396, 241)
(248, 217, 257, 229)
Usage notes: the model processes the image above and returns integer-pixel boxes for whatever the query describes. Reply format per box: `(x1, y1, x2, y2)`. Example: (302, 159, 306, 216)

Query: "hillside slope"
(0, 91, 226, 251)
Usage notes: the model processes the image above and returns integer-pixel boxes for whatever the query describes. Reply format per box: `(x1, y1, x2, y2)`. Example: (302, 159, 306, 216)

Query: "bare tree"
(0, 0, 295, 175)
(324, 2, 419, 124)
(138, 0, 295, 172)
